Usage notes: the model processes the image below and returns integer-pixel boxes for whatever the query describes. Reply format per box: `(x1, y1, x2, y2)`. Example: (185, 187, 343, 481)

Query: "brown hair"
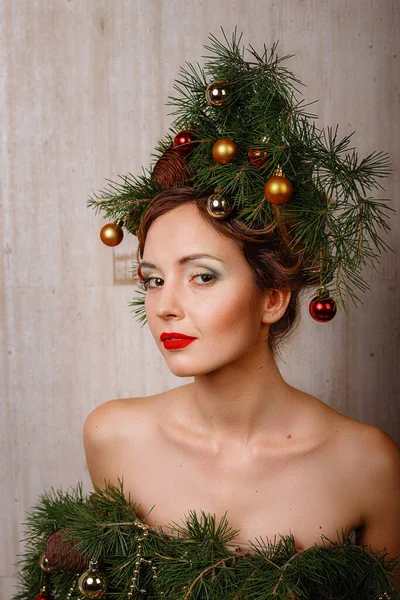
(136, 187, 313, 360)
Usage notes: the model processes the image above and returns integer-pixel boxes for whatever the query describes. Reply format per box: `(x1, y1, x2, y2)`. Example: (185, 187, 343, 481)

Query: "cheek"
(144, 295, 158, 330)
(201, 286, 262, 334)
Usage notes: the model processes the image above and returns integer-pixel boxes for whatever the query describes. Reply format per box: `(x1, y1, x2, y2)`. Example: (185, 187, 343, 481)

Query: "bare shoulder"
(298, 390, 400, 474)
(337, 415, 400, 559)
(313, 395, 400, 494)
(83, 392, 162, 487)
(298, 392, 400, 574)
(84, 391, 169, 445)
(339, 419, 400, 491)
(83, 385, 186, 455)
(84, 397, 147, 443)
(329, 407, 400, 469)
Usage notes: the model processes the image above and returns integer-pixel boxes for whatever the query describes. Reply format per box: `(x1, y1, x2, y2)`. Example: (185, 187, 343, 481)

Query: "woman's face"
(140, 203, 271, 377)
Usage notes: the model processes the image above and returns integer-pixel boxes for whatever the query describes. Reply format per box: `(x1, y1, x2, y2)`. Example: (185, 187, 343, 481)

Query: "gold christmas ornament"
(39, 553, 56, 573)
(100, 222, 124, 247)
(78, 560, 106, 599)
(264, 166, 293, 205)
(205, 79, 230, 107)
(212, 138, 238, 165)
(206, 194, 232, 219)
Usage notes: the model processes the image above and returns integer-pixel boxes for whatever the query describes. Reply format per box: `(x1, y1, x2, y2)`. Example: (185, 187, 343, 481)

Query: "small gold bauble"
(206, 194, 232, 219)
(205, 79, 230, 107)
(78, 568, 106, 599)
(39, 553, 56, 573)
(100, 222, 124, 247)
(211, 138, 238, 165)
(264, 168, 293, 205)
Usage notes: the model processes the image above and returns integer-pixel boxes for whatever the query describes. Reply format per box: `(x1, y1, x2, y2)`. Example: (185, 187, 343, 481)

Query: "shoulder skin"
(83, 398, 147, 490)
(350, 424, 400, 592)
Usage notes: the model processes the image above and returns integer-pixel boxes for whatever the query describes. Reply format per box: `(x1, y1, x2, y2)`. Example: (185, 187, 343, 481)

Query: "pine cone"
(45, 529, 90, 573)
(151, 146, 191, 190)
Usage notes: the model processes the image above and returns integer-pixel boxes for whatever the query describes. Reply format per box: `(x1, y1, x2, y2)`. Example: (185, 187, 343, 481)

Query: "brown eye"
(192, 273, 216, 284)
(141, 277, 164, 290)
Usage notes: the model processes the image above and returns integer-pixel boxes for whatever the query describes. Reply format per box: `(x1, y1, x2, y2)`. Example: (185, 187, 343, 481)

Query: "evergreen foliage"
(87, 28, 394, 323)
(13, 482, 399, 600)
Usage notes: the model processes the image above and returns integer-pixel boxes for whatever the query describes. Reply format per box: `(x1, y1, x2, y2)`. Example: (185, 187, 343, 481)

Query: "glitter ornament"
(206, 194, 232, 219)
(100, 222, 124, 247)
(264, 167, 293, 205)
(173, 130, 196, 154)
(212, 138, 238, 164)
(205, 79, 230, 107)
(248, 147, 268, 167)
(309, 292, 337, 322)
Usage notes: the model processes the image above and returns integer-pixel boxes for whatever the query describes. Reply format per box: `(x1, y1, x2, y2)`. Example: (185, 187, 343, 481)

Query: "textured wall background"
(1, 1, 399, 597)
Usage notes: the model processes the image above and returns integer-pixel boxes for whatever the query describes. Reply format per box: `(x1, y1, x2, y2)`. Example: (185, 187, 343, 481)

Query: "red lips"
(163, 339, 196, 350)
(160, 332, 197, 350)
(160, 332, 196, 341)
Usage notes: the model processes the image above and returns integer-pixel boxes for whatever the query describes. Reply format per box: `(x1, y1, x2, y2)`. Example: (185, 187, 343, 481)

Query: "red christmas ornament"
(309, 294, 337, 322)
(173, 130, 196, 154)
(35, 594, 50, 600)
(248, 148, 268, 167)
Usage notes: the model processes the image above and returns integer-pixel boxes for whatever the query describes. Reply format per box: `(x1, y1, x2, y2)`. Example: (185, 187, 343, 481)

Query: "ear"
(261, 289, 291, 324)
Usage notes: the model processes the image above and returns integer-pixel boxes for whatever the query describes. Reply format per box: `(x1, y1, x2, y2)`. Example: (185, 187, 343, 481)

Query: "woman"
(15, 31, 398, 600)
(84, 186, 400, 585)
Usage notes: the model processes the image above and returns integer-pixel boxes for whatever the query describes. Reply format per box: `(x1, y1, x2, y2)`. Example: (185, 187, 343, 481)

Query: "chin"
(163, 355, 234, 378)
(165, 362, 204, 378)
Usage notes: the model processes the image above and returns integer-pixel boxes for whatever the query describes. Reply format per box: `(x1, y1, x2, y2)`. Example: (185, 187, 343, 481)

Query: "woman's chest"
(118, 440, 362, 550)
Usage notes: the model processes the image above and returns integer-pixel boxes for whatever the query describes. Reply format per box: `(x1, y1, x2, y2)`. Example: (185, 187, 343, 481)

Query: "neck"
(186, 340, 294, 448)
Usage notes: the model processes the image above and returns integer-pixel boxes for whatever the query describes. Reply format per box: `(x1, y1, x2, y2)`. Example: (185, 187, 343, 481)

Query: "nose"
(154, 279, 185, 320)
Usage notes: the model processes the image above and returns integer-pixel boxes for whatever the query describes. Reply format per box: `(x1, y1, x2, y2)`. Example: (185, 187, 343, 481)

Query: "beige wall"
(1, 1, 399, 597)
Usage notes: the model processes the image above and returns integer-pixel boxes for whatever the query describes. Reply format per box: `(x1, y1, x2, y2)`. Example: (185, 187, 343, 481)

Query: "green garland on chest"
(13, 482, 398, 600)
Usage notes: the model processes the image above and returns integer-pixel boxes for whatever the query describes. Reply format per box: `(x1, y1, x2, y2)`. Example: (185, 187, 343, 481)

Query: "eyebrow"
(139, 253, 226, 270)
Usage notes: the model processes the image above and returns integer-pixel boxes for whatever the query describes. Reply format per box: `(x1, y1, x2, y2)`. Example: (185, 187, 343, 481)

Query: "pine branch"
(12, 482, 400, 600)
(87, 29, 394, 325)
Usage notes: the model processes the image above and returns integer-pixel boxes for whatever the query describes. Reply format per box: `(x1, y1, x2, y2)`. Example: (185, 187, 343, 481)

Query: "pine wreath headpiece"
(87, 28, 394, 324)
